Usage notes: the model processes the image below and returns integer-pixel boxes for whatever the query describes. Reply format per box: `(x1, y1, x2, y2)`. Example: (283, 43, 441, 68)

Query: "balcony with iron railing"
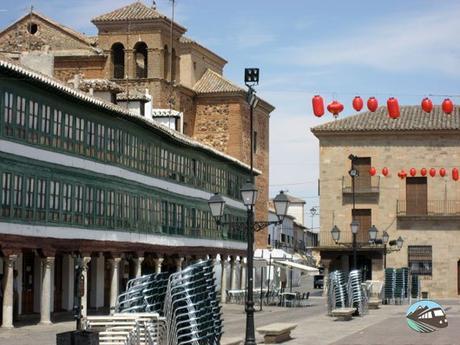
(342, 175, 380, 195)
(318, 229, 371, 248)
(397, 200, 460, 219)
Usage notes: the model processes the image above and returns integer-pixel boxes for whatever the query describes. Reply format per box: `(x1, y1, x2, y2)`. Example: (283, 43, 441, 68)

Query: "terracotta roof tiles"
(193, 69, 243, 94)
(92, 2, 165, 23)
(311, 106, 460, 134)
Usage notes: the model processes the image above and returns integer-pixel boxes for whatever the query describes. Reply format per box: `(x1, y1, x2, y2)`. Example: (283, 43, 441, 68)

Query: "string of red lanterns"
(368, 167, 459, 180)
(312, 95, 455, 118)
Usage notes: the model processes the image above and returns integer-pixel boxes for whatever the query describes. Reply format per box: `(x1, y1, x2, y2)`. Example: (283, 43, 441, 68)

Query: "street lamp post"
(209, 189, 289, 345)
(209, 67, 288, 345)
(348, 154, 359, 269)
(368, 225, 404, 269)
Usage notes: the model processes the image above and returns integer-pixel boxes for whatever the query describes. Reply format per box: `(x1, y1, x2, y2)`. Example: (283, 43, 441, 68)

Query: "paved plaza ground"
(0, 297, 458, 344)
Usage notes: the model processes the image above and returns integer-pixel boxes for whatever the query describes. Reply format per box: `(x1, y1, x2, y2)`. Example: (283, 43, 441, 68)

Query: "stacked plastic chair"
(163, 260, 222, 345)
(395, 268, 409, 303)
(384, 268, 396, 304)
(116, 272, 170, 314)
(411, 274, 420, 299)
(327, 270, 348, 315)
(347, 269, 368, 316)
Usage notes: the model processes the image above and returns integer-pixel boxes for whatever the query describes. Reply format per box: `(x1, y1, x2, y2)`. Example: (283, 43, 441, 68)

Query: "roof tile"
(92, 2, 165, 22)
(311, 106, 460, 133)
(193, 69, 243, 94)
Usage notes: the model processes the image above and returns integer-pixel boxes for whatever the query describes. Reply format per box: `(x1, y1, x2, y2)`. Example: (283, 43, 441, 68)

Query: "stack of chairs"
(163, 260, 222, 345)
(384, 268, 396, 304)
(116, 272, 170, 314)
(394, 268, 409, 304)
(327, 270, 348, 316)
(347, 269, 368, 316)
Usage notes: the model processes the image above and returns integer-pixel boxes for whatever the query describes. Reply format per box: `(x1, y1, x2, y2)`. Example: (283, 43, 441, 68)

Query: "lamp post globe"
(273, 191, 290, 222)
(208, 193, 226, 221)
(382, 230, 390, 245)
(396, 236, 404, 249)
(350, 220, 360, 234)
(368, 225, 378, 241)
(240, 182, 258, 208)
(331, 225, 341, 242)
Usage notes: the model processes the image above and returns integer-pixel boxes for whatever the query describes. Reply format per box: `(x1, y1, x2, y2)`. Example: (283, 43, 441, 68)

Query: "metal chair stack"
(411, 274, 420, 300)
(116, 272, 170, 314)
(395, 268, 409, 303)
(347, 269, 368, 316)
(384, 268, 396, 304)
(163, 259, 222, 345)
(327, 270, 348, 315)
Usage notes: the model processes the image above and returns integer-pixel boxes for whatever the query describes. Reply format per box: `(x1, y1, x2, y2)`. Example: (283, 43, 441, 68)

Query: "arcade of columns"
(0, 251, 246, 328)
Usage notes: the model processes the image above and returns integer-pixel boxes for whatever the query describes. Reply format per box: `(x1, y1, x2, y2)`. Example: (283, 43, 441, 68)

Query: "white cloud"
(277, 4, 460, 75)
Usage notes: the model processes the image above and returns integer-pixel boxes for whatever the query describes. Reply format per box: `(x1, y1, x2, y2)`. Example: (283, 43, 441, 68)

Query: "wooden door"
(354, 157, 371, 191)
(22, 252, 34, 314)
(458, 261, 460, 295)
(352, 209, 372, 243)
(406, 177, 427, 215)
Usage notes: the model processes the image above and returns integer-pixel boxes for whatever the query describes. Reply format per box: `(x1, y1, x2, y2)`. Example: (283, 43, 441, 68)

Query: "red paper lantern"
(440, 168, 446, 177)
(312, 95, 325, 117)
(421, 98, 433, 113)
(382, 167, 389, 176)
(420, 168, 427, 176)
(398, 170, 407, 179)
(367, 97, 378, 112)
(442, 98, 454, 115)
(387, 97, 400, 119)
(352, 96, 364, 112)
(429, 168, 436, 177)
(452, 168, 459, 181)
(369, 167, 376, 176)
(409, 168, 416, 176)
(327, 100, 344, 117)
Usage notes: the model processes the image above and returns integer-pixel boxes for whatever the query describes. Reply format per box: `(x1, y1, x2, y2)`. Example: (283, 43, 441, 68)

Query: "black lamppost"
(331, 221, 360, 270)
(348, 154, 359, 269)
(209, 189, 290, 345)
(368, 225, 404, 269)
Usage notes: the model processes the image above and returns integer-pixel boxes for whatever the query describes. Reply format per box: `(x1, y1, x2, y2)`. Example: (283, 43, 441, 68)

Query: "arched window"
(134, 42, 148, 78)
(163, 45, 169, 80)
(111, 43, 125, 79)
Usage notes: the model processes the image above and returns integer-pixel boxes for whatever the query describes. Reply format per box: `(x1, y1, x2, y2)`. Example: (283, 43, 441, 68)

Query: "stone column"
(109, 257, 121, 311)
(40, 256, 55, 324)
(81, 256, 91, 318)
(220, 256, 228, 304)
(134, 257, 144, 278)
(240, 258, 247, 290)
(147, 48, 164, 79)
(230, 257, 238, 290)
(123, 49, 134, 79)
(175, 257, 184, 272)
(2, 254, 18, 328)
(154, 257, 164, 274)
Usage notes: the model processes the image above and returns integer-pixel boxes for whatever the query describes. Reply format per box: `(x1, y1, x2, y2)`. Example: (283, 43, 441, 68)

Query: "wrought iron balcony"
(397, 200, 460, 219)
(342, 175, 380, 195)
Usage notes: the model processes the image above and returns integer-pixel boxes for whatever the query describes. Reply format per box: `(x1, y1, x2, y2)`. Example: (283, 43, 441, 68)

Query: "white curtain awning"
(273, 260, 319, 275)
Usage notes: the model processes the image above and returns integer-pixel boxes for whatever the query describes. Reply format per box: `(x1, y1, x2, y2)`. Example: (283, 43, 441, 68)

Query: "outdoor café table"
(279, 292, 298, 307)
(228, 289, 245, 304)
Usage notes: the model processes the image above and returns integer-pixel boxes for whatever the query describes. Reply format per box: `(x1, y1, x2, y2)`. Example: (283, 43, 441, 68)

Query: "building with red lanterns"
(312, 104, 460, 298)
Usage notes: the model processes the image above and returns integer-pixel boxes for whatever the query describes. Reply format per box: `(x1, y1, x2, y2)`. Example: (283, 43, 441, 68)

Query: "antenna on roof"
(27, 5, 34, 52)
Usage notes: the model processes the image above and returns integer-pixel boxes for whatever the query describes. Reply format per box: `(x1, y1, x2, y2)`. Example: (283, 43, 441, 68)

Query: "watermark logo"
(406, 300, 448, 333)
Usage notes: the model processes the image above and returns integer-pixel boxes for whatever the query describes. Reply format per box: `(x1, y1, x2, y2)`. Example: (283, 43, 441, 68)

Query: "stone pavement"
(0, 297, 458, 345)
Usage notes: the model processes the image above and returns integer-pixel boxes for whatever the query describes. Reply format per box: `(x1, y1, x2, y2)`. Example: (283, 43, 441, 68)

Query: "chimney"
(19, 51, 54, 77)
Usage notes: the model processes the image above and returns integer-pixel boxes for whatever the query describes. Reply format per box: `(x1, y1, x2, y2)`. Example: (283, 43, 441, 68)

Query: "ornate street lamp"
(382, 230, 389, 245)
(396, 236, 404, 249)
(209, 187, 289, 345)
(368, 225, 378, 242)
(331, 225, 341, 243)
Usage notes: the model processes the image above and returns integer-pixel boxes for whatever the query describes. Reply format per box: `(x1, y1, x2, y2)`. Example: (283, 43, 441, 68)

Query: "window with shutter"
(408, 246, 432, 275)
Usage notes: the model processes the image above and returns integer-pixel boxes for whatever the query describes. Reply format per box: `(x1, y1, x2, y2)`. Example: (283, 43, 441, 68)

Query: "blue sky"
(2, 0, 460, 229)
